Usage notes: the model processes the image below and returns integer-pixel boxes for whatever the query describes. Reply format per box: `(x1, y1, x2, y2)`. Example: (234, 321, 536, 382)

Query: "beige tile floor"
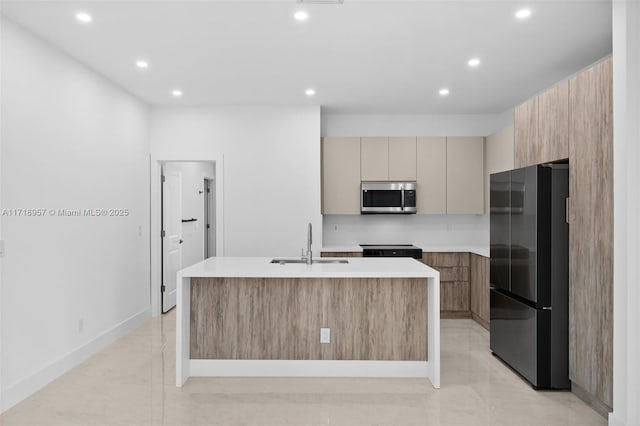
(0, 313, 606, 426)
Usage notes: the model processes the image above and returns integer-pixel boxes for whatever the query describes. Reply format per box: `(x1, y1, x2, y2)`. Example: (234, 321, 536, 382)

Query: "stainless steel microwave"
(361, 182, 417, 214)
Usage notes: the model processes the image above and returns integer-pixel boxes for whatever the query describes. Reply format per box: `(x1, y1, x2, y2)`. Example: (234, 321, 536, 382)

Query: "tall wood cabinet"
(322, 137, 361, 214)
(446, 137, 485, 214)
(514, 81, 569, 167)
(568, 58, 613, 408)
(514, 97, 538, 167)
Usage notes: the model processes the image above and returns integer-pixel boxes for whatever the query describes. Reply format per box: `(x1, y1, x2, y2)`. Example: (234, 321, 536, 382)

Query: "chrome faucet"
(302, 222, 313, 265)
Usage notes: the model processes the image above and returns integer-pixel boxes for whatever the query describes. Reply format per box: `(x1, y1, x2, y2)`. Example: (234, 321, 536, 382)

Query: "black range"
(360, 244, 423, 260)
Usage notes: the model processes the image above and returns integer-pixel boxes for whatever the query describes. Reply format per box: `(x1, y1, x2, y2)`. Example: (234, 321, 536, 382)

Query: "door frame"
(203, 176, 216, 259)
(150, 154, 224, 317)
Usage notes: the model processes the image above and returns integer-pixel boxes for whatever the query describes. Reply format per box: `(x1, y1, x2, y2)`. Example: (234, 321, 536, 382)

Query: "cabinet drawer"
(439, 267, 469, 282)
(320, 252, 363, 258)
(441, 281, 470, 312)
(422, 252, 470, 267)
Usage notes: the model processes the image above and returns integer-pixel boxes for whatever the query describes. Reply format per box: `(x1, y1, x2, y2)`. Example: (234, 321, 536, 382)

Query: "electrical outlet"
(320, 327, 330, 344)
(78, 319, 84, 333)
(0, 240, 4, 258)
(138, 225, 142, 237)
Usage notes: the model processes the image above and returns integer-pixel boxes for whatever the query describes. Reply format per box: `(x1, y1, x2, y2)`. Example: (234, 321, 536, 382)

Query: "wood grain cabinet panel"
(568, 58, 613, 408)
(538, 81, 569, 163)
(422, 252, 470, 267)
(322, 137, 361, 214)
(361, 137, 389, 181)
(388, 137, 417, 181)
(515, 82, 569, 168)
(439, 266, 469, 282)
(440, 281, 470, 312)
(320, 252, 363, 258)
(416, 137, 447, 214)
(446, 137, 485, 214)
(469, 253, 490, 330)
(190, 277, 427, 361)
(421, 252, 470, 316)
(514, 97, 538, 168)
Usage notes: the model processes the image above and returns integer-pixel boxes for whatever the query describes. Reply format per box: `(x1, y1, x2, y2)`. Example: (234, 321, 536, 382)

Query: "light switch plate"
(320, 327, 330, 344)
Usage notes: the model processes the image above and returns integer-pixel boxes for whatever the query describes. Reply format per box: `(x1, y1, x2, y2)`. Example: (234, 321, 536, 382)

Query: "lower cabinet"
(320, 252, 363, 258)
(322, 250, 488, 328)
(422, 251, 489, 328)
(469, 253, 490, 330)
(421, 252, 471, 318)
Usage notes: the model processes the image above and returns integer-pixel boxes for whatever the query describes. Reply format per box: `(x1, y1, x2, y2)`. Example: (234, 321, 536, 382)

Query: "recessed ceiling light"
(172, 89, 183, 97)
(515, 8, 532, 19)
(305, 88, 316, 96)
(468, 58, 481, 67)
(439, 88, 450, 96)
(75, 12, 92, 23)
(135, 60, 149, 69)
(294, 11, 309, 21)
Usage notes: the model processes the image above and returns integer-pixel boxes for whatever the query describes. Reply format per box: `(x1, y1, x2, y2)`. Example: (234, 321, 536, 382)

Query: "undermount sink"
(270, 259, 349, 265)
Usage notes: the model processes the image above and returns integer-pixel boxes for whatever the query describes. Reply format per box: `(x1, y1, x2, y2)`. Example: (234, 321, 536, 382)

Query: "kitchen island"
(176, 257, 440, 388)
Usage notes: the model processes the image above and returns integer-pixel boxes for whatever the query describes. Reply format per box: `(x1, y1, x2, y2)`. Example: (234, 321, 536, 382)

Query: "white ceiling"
(0, 1, 612, 114)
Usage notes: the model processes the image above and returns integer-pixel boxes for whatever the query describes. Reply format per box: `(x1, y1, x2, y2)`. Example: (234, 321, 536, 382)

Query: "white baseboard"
(608, 413, 625, 426)
(0, 307, 151, 413)
(189, 360, 429, 378)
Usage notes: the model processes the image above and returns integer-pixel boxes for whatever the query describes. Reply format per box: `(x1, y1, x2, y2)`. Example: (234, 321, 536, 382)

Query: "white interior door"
(162, 171, 182, 313)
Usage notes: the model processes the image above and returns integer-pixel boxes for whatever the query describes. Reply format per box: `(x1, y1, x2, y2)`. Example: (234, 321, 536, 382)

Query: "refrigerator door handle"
(565, 197, 570, 224)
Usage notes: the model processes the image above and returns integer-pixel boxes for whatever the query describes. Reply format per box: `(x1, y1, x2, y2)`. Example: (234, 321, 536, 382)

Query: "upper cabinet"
(388, 137, 417, 181)
(322, 135, 485, 215)
(361, 137, 389, 181)
(322, 137, 361, 215)
(446, 137, 485, 214)
(485, 125, 515, 213)
(514, 81, 569, 168)
(361, 137, 417, 181)
(416, 137, 447, 214)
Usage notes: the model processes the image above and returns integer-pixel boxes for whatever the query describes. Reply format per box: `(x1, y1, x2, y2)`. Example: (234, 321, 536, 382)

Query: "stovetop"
(360, 244, 423, 259)
(360, 244, 421, 250)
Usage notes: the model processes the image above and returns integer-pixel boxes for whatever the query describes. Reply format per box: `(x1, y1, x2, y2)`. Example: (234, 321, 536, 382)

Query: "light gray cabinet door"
(389, 137, 417, 181)
(322, 137, 361, 214)
(446, 137, 484, 214)
(416, 137, 446, 214)
(361, 137, 389, 181)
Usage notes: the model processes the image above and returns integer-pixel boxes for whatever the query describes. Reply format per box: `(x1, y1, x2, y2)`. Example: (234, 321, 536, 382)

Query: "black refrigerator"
(489, 164, 570, 390)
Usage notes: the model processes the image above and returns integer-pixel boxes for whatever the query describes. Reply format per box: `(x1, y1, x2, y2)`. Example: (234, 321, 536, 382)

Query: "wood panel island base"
(176, 257, 440, 388)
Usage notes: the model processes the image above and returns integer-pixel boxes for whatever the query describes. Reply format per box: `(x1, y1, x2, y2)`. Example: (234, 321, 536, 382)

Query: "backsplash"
(322, 214, 489, 247)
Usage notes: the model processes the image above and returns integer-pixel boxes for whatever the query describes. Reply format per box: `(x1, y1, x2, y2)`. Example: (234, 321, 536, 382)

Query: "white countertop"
(178, 256, 438, 279)
(321, 245, 489, 257)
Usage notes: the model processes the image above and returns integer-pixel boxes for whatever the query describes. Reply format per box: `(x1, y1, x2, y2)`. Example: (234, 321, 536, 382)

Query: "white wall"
(150, 106, 322, 258)
(321, 110, 514, 138)
(323, 214, 488, 250)
(611, 1, 640, 425)
(0, 19, 151, 411)
(164, 162, 215, 268)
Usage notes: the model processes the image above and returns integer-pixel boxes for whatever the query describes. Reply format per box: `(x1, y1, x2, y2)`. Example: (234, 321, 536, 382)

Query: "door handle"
(179, 239, 184, 244)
